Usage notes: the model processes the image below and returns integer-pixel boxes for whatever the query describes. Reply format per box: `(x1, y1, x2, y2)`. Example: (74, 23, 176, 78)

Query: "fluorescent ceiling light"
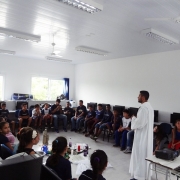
(46, 56, 72, 63)
(56, 0, 103, 14)
(0, 49, 15, 55)
(75, 46, 108, 56)
(142, 28, 179, 45)
(0, 27, 41, 43)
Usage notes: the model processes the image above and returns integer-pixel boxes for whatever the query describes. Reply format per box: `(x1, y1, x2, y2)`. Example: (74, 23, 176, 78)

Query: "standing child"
(168, 119, 180, 150)
(42, 103, 53, 128)
(46, 136, 73, 180)
(113, 109, 131, 151)
(32, 104, 42, 129)
(79, 150, 107, 180)
(17, 127, 39, 155)
(0, 121, 13, 151)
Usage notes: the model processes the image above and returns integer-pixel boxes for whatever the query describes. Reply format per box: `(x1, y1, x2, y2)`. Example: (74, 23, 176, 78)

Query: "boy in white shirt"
(42, 103, 53, 128)
(113, 109, 131, 151)
(32, 104, 42, 128)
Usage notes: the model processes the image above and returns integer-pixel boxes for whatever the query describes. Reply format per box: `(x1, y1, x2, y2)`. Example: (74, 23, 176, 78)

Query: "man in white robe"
(129, 91, 154, 180)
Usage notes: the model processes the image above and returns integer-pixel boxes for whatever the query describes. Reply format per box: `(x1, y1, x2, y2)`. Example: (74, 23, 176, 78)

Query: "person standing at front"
(129, 91, 154, 180)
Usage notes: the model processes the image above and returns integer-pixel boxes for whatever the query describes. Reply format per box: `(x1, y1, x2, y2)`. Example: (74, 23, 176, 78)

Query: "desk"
(146, 155, 180, 180)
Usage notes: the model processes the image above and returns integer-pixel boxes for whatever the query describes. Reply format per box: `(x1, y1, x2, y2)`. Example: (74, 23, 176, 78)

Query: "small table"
(146, 155, 180, 180)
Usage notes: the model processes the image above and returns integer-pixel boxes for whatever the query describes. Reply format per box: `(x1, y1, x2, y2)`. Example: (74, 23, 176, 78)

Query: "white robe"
(129, 102, 154, 180)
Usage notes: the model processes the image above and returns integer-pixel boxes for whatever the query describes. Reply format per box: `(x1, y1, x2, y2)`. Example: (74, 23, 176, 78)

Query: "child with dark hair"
(85, 104, 104, 137)
(113, 109, 131, 151)
(91, 105, 113, 140)
(153, 125, 168, 154)
(0, 117, 15, 146)
(82, 105, 96, 134)
(17, 127, 39, 155)
(0, 121, 13, 151)
(106, 109, 122, 134)
(0, 103, 16, 135)
(46, 136, 73, 180)
(168, 119, 180, 150)
(79, 149, 107, 180)
(18, 103, 32, 130)
(32, 104, 42, 128)
(42, 103, 53, 128)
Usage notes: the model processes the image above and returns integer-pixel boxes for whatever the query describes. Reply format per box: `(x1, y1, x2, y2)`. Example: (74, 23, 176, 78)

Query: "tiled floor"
(29, 129, 177, 180)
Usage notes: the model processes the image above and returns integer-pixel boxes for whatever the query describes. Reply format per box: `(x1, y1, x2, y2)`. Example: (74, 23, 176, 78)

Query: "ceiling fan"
(49, 33, 62, 57)
(144, 15, 180, 23)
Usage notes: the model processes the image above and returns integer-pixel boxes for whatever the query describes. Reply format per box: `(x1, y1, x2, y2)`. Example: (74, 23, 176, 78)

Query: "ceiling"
(0, 0, 180, 64)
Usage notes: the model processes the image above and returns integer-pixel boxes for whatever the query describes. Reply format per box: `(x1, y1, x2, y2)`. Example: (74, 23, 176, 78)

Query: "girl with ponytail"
(79, 150, 107, 180)
(17, 127, 39, 155)
(46, 136, 74, 180)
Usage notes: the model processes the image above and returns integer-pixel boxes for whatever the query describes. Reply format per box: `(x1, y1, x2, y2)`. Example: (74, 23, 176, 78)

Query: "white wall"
(0, 55, 75, 101)
(75, 50, 180, 123)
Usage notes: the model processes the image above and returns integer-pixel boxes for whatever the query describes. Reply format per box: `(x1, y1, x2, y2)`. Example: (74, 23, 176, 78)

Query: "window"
(31, 77, 63, 100)
(0, 76, 3, 100)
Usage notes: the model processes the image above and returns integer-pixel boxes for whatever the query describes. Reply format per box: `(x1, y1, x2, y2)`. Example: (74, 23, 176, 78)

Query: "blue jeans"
(53, 114, 67, 130)
(127, 130, 134, 149)
(95, 122, 107, 130)
(71, 116, 84, 130)
(115, 130, 128, 148)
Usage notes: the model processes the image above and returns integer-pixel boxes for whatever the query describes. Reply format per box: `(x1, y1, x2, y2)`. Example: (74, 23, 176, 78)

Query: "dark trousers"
(87, 118, 100, 134)
(115, 129, 128, 148)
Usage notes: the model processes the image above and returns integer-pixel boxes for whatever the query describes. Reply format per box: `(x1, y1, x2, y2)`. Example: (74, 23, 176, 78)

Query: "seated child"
(113, 109, 131, 151)
(106, 109, 122, 134)
(82, 105, 96, 134)
(168, 119, 180, 150)
(85, 104, 104, 137)
(91, 104, 113, 140)
(153, 125, 168, 154)
(0, 121, 13, 151)
(124, 129, 134, 154)
(79, 149, 107, 180)
(0, 103, 15, 135)
(41, 103, 53, 128)
(32, 104, 42, 128)
(18, 103, 32, 130)
(0, 117, 15, 146)
(46, 136, 74, 180)
(17, 127, 39, 155)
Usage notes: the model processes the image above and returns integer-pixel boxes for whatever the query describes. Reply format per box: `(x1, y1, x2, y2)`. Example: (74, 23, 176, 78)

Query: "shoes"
(124, 148, 132, 154)
(82, 130, 87, 134)
(113, 144, 119, 147)
(55, 129, 59, 133)
(71, 129, 74, 131)
(120, 147, 126, 151)
(63, 128, 67, 132)
(90, 135, 94, 139)
(85, 133, 89, 137)
(94, 136, 98, 140)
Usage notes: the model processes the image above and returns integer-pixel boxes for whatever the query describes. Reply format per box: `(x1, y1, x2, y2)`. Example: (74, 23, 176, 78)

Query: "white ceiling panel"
(0, 0, 180, 64)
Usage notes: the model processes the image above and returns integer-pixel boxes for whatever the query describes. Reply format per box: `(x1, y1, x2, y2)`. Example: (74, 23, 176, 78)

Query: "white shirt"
(122, 117, 131, 128)
(43, 108, 50, 115)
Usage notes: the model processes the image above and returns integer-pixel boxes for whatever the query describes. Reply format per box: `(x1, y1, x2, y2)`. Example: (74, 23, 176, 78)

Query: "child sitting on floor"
(168, 119, 180, 150)
(79, 149, 107, 180)
(17, 127, 39, 155)
(113, 109, 131, 151)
